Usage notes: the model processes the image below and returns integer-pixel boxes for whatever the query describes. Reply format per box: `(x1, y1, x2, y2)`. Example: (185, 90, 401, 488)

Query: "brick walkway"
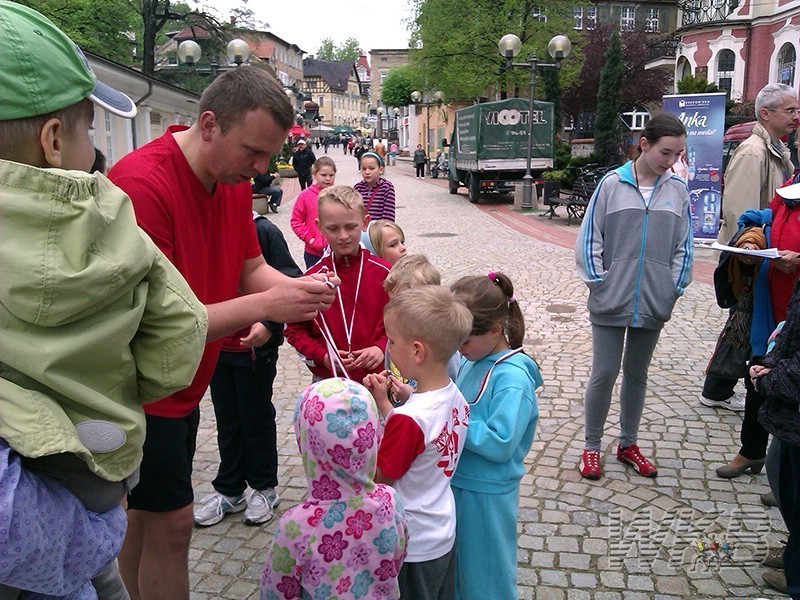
(188, 153, 787, 599)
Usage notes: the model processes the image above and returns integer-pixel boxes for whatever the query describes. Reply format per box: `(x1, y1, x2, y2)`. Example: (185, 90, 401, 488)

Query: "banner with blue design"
(663, 93, 727, 240)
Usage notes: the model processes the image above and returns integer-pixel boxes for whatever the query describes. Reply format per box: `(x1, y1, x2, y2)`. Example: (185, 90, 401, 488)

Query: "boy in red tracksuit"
(285, 185, 391, 382)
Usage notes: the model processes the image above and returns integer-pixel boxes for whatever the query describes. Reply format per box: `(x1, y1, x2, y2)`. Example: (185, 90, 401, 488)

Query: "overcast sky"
(199, 0, 415, 57)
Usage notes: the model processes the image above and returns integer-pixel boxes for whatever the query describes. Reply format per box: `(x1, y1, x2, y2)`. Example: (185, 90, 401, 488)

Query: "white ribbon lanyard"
(316, 253, 365, 380)
(460, 347, 525, 405)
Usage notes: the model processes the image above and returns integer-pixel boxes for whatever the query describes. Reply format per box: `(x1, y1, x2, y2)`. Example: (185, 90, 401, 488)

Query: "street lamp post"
(498, 33, 571, 211)
(177, 38, 251, 76)
(376, 106, 384, 140)
(411, 90, 444, 171)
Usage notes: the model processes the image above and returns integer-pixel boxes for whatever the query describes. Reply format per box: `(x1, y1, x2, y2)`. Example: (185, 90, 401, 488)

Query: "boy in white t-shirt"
(364, 285, 472, 599)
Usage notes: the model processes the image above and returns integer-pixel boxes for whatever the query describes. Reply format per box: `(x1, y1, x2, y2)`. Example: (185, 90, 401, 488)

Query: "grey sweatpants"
(584, 324, 661, 451)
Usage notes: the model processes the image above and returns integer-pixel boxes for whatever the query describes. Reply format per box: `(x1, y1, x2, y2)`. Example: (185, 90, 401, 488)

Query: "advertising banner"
(455, 98, 554, 160)
(663, 93, 727, 240)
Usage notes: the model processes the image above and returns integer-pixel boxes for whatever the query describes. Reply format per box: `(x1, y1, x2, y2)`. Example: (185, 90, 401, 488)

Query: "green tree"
(593, 30, 624, 166)
(335, 37, 362, 61)
(16, 0, 138, 63)
(316, 37, 361, 61)
(317, 38, 336, 60)
(409, 0, 580, 102)
(380, 66, 421, 107)
(677, 75, 719, 94)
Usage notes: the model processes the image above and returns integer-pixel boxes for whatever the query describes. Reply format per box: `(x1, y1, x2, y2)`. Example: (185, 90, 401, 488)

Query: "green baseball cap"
(0, 1, 136, 121)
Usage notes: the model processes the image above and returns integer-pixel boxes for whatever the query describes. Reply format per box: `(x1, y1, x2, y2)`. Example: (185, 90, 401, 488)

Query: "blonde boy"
(363, 286, 472, 599)
(285, 184, 391, 382)
(384, 254, 442, 297)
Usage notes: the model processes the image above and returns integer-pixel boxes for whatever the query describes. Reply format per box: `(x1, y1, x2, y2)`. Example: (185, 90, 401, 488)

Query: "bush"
(541, 169, 570, 187)
(554, 139, 572, 170)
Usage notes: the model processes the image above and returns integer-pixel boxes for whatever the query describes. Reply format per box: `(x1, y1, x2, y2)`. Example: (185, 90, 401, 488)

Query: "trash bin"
(539, 180, 560, 203)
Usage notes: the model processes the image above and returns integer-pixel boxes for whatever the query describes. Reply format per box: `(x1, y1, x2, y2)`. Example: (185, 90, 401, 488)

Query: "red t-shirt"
(108, 125, 261, 417)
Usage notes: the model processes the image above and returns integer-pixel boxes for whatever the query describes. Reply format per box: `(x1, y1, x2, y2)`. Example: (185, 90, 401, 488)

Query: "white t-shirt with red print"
(378, 381, 468, 562)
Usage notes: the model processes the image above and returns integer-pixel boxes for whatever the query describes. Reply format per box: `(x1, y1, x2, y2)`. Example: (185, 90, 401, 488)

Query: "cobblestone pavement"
(189, 152, 787, 599)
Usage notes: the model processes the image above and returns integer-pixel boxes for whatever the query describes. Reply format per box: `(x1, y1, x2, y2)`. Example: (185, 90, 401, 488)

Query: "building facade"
(234, 29, 305, 89)
(303, 58, 369, 128)
(675, 0, 800, 102)
(368, 49, 410, 110)
(87, 52, 199, 168)
(573, 1, 678, 35)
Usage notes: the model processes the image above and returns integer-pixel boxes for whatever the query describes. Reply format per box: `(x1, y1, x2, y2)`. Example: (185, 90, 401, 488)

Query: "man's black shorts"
(127, 408, 200, 512)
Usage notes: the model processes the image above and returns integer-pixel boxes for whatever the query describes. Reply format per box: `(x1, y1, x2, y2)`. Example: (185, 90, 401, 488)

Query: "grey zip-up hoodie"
(575, 161, 693, 330)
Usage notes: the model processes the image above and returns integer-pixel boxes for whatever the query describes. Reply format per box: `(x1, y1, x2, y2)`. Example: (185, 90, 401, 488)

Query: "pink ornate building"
(676, 0, 800, 101)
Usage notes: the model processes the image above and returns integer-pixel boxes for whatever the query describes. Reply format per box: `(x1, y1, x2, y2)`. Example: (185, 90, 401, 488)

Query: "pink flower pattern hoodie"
(260, 378, 407, 599)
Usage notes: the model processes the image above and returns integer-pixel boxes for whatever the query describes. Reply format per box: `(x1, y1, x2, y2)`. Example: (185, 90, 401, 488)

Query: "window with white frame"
(573, 6, 583, 30)
(532, 5, 546, 22)
(620, 6, 636, 31)
(645, 8, 660, 32)
(778, 43, 796, 87)
(586, 6, 597, 29)
(716, 49, 735, 97)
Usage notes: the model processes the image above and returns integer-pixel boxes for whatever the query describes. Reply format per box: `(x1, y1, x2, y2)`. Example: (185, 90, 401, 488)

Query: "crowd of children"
(0, 5, 542, 594)
(267, 148, 543, 599)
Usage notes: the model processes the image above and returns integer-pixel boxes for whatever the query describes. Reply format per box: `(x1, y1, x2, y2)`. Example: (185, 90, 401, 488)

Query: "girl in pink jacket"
(291, 156, 336, 268)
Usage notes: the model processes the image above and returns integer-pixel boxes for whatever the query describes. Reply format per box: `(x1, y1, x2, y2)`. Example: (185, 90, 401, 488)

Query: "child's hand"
(363, 372, 393, 417)
(239, 322, 272, 348)
(351, 346, 384, 371)
(749, 364, 771, 387)
(387, 373, 413, 404)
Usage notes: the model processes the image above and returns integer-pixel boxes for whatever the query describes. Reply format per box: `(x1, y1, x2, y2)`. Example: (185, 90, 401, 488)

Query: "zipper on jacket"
(631, 176, 659, 327)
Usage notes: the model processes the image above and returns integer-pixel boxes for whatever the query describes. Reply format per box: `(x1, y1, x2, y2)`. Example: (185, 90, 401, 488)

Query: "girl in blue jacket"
(451, 272, 543, 600)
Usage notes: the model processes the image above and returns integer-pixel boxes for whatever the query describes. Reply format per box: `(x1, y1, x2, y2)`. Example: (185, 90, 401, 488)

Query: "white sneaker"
(243, 488, 280, 526)
(699, 392, 745, 412)
(193, 492, 246, 527)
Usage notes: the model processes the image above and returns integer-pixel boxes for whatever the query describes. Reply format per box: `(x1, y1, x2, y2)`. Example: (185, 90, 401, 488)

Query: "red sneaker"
(617, 444, 658, 477)
(580, 449, 602, 480)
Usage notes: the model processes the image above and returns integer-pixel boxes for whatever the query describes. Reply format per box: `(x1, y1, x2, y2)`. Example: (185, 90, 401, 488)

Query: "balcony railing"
(648, 35, 679, 62)
(679, 0, 739, 27)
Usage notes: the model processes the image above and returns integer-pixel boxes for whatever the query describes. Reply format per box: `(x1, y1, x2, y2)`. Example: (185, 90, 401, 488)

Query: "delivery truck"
(448, 98, 555, 203)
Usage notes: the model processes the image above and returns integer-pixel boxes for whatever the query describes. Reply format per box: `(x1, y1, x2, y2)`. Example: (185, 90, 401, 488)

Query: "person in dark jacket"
(413, 144, 426, 178)
(291, 139, 316, 190)
(752, 273, 800, 599)
(193, 213, 303, 528)
(252, 170, 283, 213)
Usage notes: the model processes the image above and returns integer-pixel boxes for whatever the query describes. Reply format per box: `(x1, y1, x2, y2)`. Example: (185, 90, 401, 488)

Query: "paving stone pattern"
(189, 153, 787, 599)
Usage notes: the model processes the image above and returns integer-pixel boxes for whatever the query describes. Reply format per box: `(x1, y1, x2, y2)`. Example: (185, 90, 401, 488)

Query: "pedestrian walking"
(575, 113, 693, 480)
(374, 138, 387, 165)
(413, 144, 426, 178)
(292, 138, 316, 190)
(389, 141, 398, 166)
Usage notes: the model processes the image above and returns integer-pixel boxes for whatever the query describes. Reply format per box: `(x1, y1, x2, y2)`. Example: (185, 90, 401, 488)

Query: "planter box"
(278, 168, 298, 178)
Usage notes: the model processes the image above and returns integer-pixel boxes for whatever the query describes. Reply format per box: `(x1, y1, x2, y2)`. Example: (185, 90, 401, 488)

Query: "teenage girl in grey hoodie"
(575, 113, 694, 480)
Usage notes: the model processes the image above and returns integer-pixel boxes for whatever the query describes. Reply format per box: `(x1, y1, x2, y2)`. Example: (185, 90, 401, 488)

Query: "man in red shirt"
(109, 67, 337, 600)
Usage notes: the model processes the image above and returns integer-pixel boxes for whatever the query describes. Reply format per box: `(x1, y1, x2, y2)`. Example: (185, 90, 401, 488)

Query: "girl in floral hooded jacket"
(260, 378, 407, 599)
